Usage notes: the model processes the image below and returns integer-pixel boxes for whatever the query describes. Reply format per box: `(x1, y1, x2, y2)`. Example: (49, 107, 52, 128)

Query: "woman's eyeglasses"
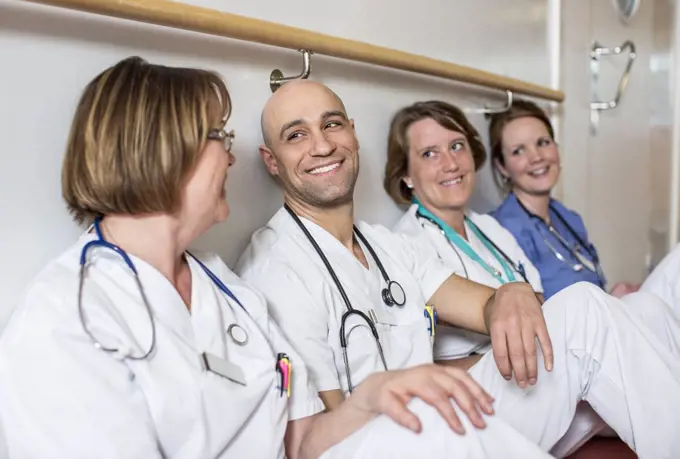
(207, 129, 235, 151)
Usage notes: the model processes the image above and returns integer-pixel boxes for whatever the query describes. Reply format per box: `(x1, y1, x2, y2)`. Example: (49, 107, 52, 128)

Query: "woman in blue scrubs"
(487, 100, 639, 300)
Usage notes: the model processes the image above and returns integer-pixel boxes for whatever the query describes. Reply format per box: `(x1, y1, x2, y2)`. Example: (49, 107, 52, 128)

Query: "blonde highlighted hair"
(62, 56, 231, 224)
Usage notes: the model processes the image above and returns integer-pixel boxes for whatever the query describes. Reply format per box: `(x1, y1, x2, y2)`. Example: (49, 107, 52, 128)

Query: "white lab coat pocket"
(372, 300, 435, 371)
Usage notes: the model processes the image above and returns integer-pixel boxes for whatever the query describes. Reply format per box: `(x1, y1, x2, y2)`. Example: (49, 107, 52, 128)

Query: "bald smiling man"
(236, 80, 680, 458)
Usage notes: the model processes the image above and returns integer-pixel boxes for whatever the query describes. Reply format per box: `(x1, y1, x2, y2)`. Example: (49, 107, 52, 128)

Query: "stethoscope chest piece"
(382, 280, 406, 307)
(227, 323, 248, 346)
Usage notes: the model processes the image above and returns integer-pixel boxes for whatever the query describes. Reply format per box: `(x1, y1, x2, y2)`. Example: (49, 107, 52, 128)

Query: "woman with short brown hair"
(384, 100, 544, 366)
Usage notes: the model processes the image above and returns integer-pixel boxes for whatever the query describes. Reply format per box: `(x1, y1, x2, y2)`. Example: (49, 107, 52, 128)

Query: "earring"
(406, 183, 413, 189)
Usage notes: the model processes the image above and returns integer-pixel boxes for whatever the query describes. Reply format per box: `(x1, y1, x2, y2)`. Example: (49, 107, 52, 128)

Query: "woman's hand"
(346, 364, 494, 435)
(609, 282, 640, 298)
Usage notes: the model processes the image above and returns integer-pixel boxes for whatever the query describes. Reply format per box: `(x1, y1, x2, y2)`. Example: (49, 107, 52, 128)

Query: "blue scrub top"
(490, 193, 605, 299)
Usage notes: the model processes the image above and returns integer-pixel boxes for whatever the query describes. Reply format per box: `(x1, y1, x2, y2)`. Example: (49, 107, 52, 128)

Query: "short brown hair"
(487, 99, 554, 192)
(62, 56, 231, 225)
(384, 100, 486, 205)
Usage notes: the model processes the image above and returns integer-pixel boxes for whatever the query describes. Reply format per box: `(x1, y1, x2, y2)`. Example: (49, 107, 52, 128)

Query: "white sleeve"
(240, 260, 342, 393)
(641, 243, 680, 308)
(0, 282, 161, 459)
(394, 231, 457, 302)
(265, 316, 325, 421)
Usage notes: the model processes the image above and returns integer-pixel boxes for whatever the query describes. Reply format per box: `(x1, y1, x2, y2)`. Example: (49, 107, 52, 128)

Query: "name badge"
(201, 352, 246, 386)
(424, 305, 437, 337)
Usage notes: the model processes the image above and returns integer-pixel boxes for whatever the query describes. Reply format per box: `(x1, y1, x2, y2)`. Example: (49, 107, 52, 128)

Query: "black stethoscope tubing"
(512, 194, 605, 287)
(283, 203, 395, 393)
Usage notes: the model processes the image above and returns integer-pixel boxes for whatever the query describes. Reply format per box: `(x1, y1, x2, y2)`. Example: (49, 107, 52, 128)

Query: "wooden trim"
(24, 0, 565, 101)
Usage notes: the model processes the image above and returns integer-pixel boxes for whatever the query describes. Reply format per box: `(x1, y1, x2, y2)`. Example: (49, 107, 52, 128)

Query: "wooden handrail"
(23, 0, 565, 102)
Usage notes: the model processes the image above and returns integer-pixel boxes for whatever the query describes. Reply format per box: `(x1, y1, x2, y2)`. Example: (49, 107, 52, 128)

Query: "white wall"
(560, 0, 672, 284)
(649, 0, 676, 268)
(0, 0, 552, 331)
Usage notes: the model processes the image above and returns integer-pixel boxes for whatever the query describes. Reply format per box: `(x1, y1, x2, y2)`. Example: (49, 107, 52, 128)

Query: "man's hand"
(484, 282, 553, 388)
(346, 364, 494, 435)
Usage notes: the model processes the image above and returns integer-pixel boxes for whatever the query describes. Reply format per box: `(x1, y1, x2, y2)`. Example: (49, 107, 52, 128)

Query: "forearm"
(295, 402, 376, 459)
(318, 389, 344, 411)
(428, 274, 495, 334)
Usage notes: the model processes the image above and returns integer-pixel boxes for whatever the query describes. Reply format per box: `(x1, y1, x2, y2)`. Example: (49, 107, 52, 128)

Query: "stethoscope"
(416, 212, 530, 285)
(283, 203, 405, 393)
(513, 194, 606, 288)
(78, 217, 250, 361)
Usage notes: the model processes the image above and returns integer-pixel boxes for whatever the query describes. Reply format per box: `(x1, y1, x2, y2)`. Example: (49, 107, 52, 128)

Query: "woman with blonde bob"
(0, 57, 555, 459)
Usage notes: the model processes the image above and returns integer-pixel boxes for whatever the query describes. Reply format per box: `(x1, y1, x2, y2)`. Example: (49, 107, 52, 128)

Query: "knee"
(618, 291, 679, 344)
(545, 282, 608, 315)
(561, 282, 605, 300)
(619, 291, 670, 316)
(543, 282, 613, 332)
